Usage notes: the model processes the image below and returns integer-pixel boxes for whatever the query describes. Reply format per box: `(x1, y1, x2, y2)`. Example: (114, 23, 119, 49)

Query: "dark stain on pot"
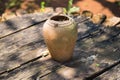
(53, 23, 58, 28)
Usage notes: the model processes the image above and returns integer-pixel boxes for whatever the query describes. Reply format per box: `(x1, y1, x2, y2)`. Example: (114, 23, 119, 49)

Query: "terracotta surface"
(43, 15, 77, 62)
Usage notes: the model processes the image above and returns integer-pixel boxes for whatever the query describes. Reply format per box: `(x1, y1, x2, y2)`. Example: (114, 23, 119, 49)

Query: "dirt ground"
(46, 0, 120, 17)
(0, 0, 120, 18)
(74, 0, 120, 17)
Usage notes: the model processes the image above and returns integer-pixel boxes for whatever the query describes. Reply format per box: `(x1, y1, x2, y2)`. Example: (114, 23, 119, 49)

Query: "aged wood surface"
(0, 13, 120, 80)
(0, 22, 46, 74)
(95, 64, 120, 80)
(39, 23, 120, 80)
(0, 13, 51, 39)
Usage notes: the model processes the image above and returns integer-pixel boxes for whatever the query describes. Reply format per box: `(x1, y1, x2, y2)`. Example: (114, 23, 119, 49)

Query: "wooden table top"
(0, 13, 120, 80)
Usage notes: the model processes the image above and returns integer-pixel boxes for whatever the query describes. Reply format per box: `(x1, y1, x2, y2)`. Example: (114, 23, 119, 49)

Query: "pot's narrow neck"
(47, 15, 75, 27)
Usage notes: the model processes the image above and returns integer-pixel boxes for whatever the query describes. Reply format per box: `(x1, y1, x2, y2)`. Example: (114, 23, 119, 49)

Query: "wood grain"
(36, 22, 120, 80)
(0, 15, 89, 74)
(0, 22, 46, 74)
(0, 13, 51, 39)
(0, 14, 120, 80)
(94, 64, 120, 80)
(0, 12, 52, 74)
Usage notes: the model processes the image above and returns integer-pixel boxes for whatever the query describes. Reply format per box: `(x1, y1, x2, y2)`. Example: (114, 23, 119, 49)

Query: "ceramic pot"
(43, 14, 77, 62)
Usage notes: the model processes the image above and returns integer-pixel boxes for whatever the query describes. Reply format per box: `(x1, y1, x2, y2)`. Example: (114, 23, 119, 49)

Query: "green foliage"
(96, 63, 100, 67)
(117, 2, 120, 6)
(40, 1, 46, 12)
(68, 0, 73, 11)
(68, 6, 80, 14)
(63, 8, 67, 14)
(115, 1, 120, 6)
(67, 0, 80, 14)
(5, 0, 21, 9)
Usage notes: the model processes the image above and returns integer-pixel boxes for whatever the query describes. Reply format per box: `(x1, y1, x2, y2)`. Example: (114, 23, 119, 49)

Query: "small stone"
(55, 7, 64, 14)
(82, 10, 93, 18)
(41, 7, 54, 13)
(35, 7, 54, 14)
(42, 52, 49, 57)
(113, 48, 118, 52)
(2, 12, 17, 20)
(15, 9, 28, 16)
(41, 50, 49, 57)
(99, 63, 109, 68)
(91, 14, 106, 24)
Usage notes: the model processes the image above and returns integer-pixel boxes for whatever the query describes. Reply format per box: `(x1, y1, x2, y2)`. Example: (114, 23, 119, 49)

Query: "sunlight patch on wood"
(57, 67, 76, 79)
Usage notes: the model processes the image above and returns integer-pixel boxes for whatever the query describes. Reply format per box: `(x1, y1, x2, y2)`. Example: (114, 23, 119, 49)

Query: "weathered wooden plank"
(94, 64, 120, 80)
(0, 53, 61, 80)
(0, 15, 89, 74)
(0, 21, 120, 80)
(2, 36, 120, 80)
(0, 13, 51, 39)
(0, 18, 90, 79)
(36, 24, 120, 80)
(0, 22, 45, 74)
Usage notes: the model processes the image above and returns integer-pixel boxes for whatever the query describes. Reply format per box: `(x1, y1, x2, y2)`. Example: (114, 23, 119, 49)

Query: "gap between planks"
(0, 13, 52, 39)
(0, 19, 46, 39)
(0, 14, 120, 80)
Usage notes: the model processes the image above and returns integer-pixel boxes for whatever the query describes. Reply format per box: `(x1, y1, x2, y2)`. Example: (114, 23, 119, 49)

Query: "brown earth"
(74, 0, 120, 17)
(0, 0, 120, 18)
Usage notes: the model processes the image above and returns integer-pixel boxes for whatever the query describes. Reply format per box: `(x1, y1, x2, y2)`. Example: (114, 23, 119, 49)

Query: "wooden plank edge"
(0, 13, 52, 39)
(0, 17, 47, 40)
(84, 59, 120, 80)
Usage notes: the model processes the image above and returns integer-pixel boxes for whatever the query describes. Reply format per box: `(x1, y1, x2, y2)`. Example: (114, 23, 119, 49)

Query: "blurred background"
(0, 0, 120, 19)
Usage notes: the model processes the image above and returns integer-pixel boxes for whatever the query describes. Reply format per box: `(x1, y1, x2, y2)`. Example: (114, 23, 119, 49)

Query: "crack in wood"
(38, 65, 63, 79)
(1, 14, 120, 80)
(77, 14, 106, 42)
(0, 15, 89, 76)
(0, 54, 44, 75)
(0, 19, 46, 40)
(84, 59, 120, 80)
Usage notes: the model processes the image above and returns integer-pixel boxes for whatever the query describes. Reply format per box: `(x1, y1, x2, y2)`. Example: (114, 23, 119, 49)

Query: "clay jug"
(43, 14, 77, 62)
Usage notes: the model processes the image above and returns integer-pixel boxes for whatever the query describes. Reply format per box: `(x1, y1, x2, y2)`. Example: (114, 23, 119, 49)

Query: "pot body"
(43, 15, 77, 62)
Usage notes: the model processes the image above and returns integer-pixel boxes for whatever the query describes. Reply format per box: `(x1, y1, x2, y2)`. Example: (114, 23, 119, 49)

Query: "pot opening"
(51, 15, 69, 21)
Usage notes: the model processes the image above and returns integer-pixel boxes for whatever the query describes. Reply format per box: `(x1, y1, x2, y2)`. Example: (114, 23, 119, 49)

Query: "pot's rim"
(47, 14, 75, 27)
